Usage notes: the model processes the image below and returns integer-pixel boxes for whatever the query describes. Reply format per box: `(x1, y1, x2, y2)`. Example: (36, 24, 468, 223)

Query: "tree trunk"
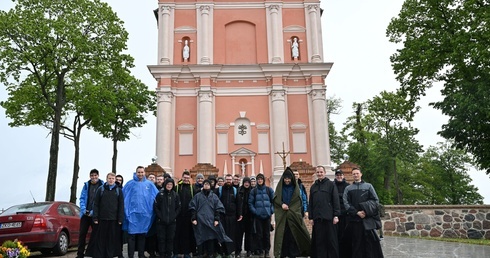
(112, 138, 118, 173)
(393, 159, 402, 204)
(45, 79, 65, 201)
(69, 115, 83, 204)
(45, 124, 60, 201)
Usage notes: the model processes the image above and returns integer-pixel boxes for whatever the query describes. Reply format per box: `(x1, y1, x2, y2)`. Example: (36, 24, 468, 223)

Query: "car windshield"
(1, 203, 51, 215)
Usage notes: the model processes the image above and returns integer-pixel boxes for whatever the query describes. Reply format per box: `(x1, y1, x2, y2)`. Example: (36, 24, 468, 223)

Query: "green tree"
(342, 91, 422, 204)
(90, 68, 155, 174)
(367, 91, 422, 204)
(387, 0, 490, 174)
(327, 96, 348, 164)
(0, 0, 131, 201)
(418, 142, 483, 204)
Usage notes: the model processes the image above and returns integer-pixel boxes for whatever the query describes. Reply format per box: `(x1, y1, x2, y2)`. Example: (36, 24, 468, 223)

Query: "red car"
(0, 201, 88, 256)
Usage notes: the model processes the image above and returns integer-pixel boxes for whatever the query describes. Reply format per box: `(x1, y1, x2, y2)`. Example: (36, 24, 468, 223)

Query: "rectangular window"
(293, 132, 307, 153)
(217, 133, 228, 154)
(179, 132, 193, 155)
(258, 132, 269, 154)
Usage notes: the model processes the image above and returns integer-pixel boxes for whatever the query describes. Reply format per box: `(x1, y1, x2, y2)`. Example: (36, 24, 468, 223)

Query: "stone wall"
(381, 205, 490, 239)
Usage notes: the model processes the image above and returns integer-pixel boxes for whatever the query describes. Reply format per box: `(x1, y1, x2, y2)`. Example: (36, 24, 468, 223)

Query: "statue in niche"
(183, 39, 190, 61)
(291, 37, 299, 59)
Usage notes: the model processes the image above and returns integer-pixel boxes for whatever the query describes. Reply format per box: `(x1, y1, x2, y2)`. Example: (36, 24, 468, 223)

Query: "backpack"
(100, 185, 120, 197)
(219, 186, 237, 198)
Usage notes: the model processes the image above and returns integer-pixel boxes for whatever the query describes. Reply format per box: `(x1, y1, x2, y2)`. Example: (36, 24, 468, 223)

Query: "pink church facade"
(148, 0, 333, 185)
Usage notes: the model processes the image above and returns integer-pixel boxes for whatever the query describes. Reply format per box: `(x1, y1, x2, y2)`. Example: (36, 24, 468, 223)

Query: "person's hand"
(282, 203, 289, 211)
(214, 221, 219, 227)
(309, 219, 314, 226)
(192, 220, 197, 225)
(94, 220, 98, 224)
(333, 216, 339, 225)
(357, 211, 366, 219)
(237, 215, 243, 222)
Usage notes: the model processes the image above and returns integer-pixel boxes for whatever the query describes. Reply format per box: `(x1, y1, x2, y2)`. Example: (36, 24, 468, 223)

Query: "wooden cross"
(275, 142, 290, 170)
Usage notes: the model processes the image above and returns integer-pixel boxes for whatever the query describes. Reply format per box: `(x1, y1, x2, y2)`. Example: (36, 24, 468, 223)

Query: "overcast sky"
(1, 0, 488, 210)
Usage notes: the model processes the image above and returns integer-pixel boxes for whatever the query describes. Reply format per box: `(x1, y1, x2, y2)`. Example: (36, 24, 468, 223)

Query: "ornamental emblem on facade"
(238, 124, 247, 135)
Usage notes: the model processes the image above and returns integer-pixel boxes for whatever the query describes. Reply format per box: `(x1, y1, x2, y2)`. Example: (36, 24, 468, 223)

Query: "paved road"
(30, 236, 490, 258)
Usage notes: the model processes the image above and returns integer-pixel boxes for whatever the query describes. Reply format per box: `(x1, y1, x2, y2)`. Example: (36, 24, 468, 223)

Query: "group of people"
(75, 165, 383, 258)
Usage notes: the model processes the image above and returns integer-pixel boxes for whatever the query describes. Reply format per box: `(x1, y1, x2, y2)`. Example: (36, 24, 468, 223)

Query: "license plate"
(0, 222, 22, 229)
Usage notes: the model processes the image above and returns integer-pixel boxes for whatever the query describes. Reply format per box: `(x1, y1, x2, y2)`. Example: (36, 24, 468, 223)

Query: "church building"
(148, 0, 333, 186)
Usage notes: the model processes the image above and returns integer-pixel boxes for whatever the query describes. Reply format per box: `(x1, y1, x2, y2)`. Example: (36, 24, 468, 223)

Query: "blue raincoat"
(122, 172, 159, 234)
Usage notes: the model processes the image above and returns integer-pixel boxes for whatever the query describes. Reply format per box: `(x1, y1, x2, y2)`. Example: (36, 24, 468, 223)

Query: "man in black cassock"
(87, 173, 124, 258)
(309, 166, 341, 258)
(174, 170, 197, 258)
(343, 168, 384, 258)
(218, 174, 242, 257)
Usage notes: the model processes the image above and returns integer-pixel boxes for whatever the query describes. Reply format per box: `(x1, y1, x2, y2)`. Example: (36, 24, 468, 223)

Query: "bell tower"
(148, 0, 333, 184)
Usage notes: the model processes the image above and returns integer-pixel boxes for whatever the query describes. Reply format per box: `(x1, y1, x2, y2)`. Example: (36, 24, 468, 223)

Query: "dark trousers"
(77, 214, 96, 258)
(337, 215, 349, 258)
(157, 223, 177, 258)
(201, 240, 216, 256)
(86, 220, 121, 258)
(128, 233, 146, 258)
(174, 215, 195, 255)
(311, 219, 339, 258)
(253, 217, 271, 254)
(235, 217, 253, 254)
(221, 215, 237, 255)
(343, 221, 384, 258)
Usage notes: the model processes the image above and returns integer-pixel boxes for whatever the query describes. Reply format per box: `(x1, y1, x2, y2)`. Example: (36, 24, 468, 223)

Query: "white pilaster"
(251, 155, 255, 176)
(268, 5, 282, 63)
(270, 87, 289, 176)
(198, 88, 213, 163)
(156, 88, 174, 173)
(306, 4, 322, 63)
(198, 5, 212, 64)
(310, 87, 331, 172)
(158, 5, 173, 65)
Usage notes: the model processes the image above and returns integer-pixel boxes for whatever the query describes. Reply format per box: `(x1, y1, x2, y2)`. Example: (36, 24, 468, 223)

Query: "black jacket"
(308, 177, 340, 220)
(359, 200, 381, 230)
(238, 186, 252, 218)
(175, 182, 196, 217)
(334, 179, 350, 215)
(154, 187, 181, 225)
(93, 183, 124, 223)
(218, 184, 242, 217)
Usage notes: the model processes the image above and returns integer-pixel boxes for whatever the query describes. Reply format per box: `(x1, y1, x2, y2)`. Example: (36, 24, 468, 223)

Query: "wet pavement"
(380, 237, 490, 258)
(30, 236, 490, 257)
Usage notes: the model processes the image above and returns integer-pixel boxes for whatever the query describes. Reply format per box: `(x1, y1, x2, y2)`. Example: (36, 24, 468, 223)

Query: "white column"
(198, 89, 213, 163)
(199, 5, 211, 64)
(231, 156, 236, 176)
(270, 88, 288, 176)
(159, 6, 172, 65)
(310, 88, 331, 171)
(307, 5, 321, 63)
(156, 88, 173, 172)
(268, 5, 282, 63)
(251, 155, 255, 176)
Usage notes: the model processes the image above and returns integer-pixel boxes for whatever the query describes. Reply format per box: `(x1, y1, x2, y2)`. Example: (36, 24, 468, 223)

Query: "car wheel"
(52, 231, 69, 256)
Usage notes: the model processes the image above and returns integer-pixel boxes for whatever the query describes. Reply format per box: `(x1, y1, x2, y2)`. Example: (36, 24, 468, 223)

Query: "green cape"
(273, 168, 311, 257)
